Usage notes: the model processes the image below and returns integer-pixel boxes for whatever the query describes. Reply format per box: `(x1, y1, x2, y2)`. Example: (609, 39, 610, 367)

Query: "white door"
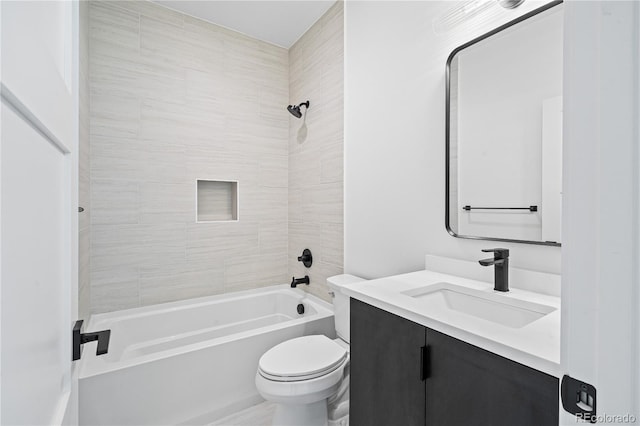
(1, 1, 79, 425)
(561, 1, 640, 424)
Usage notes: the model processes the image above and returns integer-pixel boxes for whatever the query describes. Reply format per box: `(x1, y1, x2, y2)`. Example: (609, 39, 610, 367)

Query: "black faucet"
(291, 276, 310, 288)
(479, 248, 509, 292)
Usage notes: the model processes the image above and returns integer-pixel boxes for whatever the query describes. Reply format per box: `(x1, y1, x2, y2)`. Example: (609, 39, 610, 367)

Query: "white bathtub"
(79, 285, 335, 425)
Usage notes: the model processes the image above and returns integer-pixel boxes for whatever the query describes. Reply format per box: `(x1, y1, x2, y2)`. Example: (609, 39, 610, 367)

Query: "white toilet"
(255, 274, 364, 426)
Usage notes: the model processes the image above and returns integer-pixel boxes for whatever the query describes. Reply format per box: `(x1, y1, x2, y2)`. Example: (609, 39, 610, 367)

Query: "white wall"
(345, 1, 561, 279)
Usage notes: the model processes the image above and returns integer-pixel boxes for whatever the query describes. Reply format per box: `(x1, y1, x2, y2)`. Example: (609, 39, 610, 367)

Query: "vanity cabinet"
(350, 297, 426, 426)
(350, 299, 559, 426)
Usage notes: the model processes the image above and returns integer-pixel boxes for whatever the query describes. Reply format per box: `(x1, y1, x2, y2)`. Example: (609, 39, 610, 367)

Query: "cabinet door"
(425, 328, 558, 426)
(350, 299, 426, 426)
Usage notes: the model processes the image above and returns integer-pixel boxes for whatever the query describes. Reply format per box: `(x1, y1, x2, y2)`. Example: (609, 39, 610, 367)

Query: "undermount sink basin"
(402, 283, 556, 328)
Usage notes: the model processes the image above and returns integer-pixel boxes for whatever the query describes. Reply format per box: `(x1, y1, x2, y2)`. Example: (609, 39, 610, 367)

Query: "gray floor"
(209, 401, 275, 426)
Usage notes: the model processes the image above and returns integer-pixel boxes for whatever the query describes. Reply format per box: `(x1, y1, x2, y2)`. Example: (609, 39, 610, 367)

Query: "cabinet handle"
(420, 345, 430, 381)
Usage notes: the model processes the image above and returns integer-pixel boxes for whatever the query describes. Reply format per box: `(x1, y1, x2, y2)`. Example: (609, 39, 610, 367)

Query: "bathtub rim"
(80, 285, 334, 379)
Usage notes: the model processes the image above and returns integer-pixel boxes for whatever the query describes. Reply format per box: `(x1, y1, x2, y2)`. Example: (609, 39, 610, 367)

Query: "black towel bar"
(463, 205, 538, 212)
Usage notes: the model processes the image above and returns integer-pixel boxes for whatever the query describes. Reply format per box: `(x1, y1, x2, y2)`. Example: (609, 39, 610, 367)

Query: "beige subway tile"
(139, 16, 186, 79)
(139, 144, 188, 185)
(320, 144, 343, 184)
(113, 0, 184, 27)
(321, 222, 344, 267)
(139, 264, 225, 306)
(90, 136, 145, 182)
(185, 221, 260, 269)
(88, 0, 295, 312)
(136, 223, 187, 268)
(224, 253, 288, 292)
(287, 1, 344, 299)
(305, 261, 343, 302)
(89, 1, 139, 52)
(91, 278, 139, 314)
(185, 68, 227, 106)
(136, 70, 186, 102)
(242, 186, 288, 222)
(89, 54, 141, 99)
(91, 224, 144, 269)
(90, 93, 139, 138)
(79, 226, 91, 319)
(139, 97, 188, 141)
(259, 154, 288, 188)
(259, 220, 288, 254)
(91, 179, 139, 225)
(289, 148, 322, 189)
(138, 182, 192, 224)
(288, 221, 321, 277)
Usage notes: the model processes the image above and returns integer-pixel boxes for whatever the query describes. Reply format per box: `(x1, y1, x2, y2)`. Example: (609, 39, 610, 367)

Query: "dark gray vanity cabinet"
(350, 299, 559, 426)
(425, 327, 559, 426)
(350, 297, 426, 426)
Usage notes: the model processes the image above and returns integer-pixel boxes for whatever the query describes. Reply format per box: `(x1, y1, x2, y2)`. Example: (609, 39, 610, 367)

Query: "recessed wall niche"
(196, 180, 239, 222)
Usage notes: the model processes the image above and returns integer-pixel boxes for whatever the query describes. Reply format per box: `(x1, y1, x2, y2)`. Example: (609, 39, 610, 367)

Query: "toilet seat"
(258, 335, 348, 382)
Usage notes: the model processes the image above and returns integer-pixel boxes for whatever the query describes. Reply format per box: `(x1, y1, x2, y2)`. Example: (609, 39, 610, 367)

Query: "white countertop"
(343, 269, 561, 377)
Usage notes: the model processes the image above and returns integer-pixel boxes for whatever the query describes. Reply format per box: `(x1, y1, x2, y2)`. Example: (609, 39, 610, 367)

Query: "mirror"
(446, 1, 563, 246)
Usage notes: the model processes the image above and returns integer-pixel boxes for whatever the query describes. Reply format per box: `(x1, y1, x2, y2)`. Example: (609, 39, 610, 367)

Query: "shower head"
(287, 101, 310, 118)
(287, 105, 302, 118)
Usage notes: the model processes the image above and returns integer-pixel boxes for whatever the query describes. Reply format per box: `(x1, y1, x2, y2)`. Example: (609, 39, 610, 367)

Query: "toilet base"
(328, 414, 349, 426)
(272, 400, 328, 426)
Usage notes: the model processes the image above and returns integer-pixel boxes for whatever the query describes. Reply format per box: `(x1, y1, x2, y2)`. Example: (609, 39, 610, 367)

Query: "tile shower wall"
(288, 2, 344, 302)
(79, 0, 91, 319)
(89, 1, 289, 313)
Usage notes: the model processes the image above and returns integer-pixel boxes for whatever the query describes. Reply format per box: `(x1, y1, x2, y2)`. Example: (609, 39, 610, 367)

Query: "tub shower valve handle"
(291, 276, 310, 288)
(72, 319, 111, 361)
(297, 249, 313, 268)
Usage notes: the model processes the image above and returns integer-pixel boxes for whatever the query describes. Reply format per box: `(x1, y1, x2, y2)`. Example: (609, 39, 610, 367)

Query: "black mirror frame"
(445, 0, 563, 248)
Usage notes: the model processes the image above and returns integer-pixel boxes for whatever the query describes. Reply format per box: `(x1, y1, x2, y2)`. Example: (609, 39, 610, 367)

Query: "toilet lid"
(258, 335, 348, 381)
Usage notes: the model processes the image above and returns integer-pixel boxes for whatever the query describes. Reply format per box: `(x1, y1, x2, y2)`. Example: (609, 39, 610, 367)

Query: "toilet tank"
(327, 274, 366, 343)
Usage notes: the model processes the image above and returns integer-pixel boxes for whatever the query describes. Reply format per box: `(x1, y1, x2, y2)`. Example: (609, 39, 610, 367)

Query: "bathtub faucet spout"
(291, 276, 310, 288)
